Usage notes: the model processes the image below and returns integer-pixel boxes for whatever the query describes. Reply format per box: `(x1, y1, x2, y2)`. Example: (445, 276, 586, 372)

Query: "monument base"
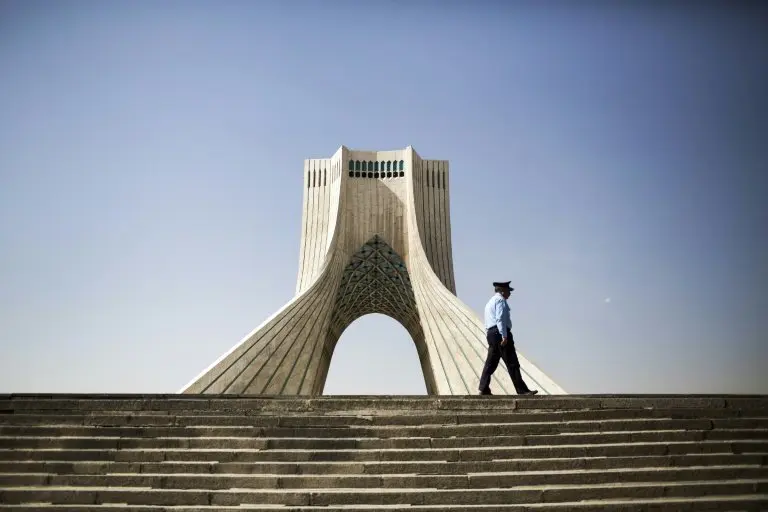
(1, 393, 767, 510)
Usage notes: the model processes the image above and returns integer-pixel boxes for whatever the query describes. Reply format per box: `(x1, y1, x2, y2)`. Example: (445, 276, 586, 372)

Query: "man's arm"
(500, 301, 511, 345)
(494, 299, 506, 340)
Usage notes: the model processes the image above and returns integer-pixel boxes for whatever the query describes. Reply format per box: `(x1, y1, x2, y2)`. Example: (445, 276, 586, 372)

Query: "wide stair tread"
(0, 494, 767, 510)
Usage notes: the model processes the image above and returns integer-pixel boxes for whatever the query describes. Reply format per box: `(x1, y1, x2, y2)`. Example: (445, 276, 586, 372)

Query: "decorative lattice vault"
(331, 235, 418, 332)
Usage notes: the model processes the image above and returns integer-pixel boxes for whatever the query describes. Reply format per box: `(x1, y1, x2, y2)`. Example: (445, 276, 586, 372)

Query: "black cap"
(493, 281, 514, 291)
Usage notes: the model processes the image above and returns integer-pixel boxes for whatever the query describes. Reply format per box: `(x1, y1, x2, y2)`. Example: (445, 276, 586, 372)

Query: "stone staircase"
(0, 394, 767, 511)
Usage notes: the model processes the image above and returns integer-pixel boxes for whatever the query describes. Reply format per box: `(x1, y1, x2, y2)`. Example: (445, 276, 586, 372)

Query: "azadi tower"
(182, 146, 565, 396)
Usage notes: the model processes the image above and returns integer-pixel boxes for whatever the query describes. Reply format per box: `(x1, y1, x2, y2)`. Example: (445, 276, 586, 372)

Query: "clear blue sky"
(1, 0, 766, 395)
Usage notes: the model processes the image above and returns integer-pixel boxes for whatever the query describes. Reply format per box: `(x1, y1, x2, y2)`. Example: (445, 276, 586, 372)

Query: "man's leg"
(500, 331, 534, 394)
(478, 329, 502, 394)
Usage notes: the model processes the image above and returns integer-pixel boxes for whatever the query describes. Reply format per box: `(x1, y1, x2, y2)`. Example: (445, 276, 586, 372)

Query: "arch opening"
(319, 235, 436, 394)
(323, 314, 429, 395)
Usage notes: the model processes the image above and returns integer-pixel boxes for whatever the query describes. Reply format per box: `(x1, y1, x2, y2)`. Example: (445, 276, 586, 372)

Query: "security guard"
(479, 281, 538, 396)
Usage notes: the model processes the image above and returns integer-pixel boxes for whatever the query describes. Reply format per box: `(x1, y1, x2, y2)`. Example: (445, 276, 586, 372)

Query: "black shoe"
(479, 389, 493, 396)
(519, 390, 538, 396)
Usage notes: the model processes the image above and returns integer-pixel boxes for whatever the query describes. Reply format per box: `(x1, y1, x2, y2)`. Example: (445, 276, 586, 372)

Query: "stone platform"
(0, 394, 767, 511)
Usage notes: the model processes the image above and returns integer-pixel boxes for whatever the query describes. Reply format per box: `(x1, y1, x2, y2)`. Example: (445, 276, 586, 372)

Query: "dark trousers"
(479, 326, 531, 394)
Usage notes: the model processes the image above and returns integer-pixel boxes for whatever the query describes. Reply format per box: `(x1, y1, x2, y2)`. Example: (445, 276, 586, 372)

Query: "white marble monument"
(182, 146, 565, 395)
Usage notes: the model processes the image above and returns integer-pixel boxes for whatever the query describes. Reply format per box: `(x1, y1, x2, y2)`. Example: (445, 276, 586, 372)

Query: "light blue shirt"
(484, 293, 511, 337)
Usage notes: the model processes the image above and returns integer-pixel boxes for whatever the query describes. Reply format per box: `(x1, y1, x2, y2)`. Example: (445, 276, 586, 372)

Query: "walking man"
(479, 281, 538, 396)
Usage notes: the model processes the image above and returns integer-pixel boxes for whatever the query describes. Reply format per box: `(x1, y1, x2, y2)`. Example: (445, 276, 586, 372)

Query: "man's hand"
(501, 337, 508, 347)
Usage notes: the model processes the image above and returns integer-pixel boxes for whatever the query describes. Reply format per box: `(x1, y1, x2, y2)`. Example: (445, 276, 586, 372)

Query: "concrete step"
(2, 465, 767, 489)
(0, 494, 767, 511)
(2, 440, 766, 463)
(0, 479, 766, 506)
(1, 428, 767, 451)
(3, 395, 767, 415)
(5, 408, 768, 428)
(4, 417, 763, 435)
(3, 418, 767, 437)
(2, 453, 766, 475)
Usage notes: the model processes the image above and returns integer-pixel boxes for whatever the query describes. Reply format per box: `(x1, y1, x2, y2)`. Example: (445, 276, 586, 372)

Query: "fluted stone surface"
(181, 146, 565, 396)
(0, 394, 767, 510)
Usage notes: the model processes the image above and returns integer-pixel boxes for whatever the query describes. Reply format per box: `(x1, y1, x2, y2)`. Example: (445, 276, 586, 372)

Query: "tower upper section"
(297, 146, 455, 295)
